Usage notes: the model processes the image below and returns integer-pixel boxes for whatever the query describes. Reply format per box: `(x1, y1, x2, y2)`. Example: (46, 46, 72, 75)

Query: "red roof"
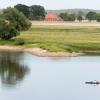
(45, 12, 63, 21)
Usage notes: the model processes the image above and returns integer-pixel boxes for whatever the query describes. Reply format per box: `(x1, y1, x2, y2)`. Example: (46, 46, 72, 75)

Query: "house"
(45, 12, 63, 21)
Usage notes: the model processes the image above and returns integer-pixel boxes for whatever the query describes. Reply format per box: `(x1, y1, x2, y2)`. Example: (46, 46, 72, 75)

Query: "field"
(1, 22, 100, 53)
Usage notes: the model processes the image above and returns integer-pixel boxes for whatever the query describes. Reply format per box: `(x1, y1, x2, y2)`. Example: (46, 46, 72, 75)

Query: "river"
(0, 51, 100, 100)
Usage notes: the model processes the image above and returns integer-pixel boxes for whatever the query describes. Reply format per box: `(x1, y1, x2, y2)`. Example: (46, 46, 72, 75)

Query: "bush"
(15, 38, 25, 45)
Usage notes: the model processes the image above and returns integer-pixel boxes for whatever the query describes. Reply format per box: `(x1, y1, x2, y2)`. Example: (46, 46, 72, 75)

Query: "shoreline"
(0, 46, 83, 57)
(25, 48, 83, 57)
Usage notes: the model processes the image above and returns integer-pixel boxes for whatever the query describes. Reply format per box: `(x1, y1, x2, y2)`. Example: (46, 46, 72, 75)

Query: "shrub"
(15, 38, 25, 45)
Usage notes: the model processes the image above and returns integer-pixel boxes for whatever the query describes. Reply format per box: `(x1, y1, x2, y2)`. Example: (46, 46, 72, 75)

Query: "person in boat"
(85, 80, 100, 85)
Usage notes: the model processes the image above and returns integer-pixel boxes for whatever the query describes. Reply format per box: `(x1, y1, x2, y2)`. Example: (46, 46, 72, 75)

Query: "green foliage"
(59, 13, 68, 21)
(0, 19, 19, 40)
(14, 26, 100, 52)
(14, 4, 46, 20)
(86, 12, 100, 22)
(77, 12, 83, 22)
(0, 7, 31, 40)
(3, 7, 31, 31)
(77, 15, 83, 22)
(14, 4, 30, 18)
(86, 12, 97, 21)
(15, 38, 25, 45)
(1, 25, 100, 52)
(59, 13, 76, 21)
(96, 13, 100, 22)
(29, 5, 46, 20)
(68, 14, 76, 21)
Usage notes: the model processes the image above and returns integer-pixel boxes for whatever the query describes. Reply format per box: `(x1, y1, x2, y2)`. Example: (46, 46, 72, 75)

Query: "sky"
(0, 0, 100, 10)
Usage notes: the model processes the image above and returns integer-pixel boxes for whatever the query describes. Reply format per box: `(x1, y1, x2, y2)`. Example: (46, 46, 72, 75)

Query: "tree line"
(14, 4, 46, 20)
(59, 11, 100, 22)
(14, 4, 100, 22)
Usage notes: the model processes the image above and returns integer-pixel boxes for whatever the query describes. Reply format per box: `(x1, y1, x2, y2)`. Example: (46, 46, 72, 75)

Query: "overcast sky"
(0, 0, 100, 10)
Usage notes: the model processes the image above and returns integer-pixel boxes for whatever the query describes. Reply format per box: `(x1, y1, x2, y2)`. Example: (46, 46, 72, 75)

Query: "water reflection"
(0, 52, 29, 86)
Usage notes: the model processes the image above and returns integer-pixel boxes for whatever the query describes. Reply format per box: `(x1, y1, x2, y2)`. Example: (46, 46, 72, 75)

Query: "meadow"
(1, 23, 100, 53)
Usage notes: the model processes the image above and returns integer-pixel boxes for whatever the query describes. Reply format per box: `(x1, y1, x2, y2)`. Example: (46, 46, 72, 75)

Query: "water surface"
(0, 51, 100, 100)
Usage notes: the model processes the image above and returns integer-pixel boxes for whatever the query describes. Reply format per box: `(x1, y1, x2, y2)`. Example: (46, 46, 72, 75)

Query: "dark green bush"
(15, 38, 25, 45)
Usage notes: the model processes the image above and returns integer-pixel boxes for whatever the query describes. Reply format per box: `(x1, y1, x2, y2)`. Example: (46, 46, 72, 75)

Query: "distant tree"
(59, 13, 76, 21)
(59, 13, 69, 21)
(77, 15, 83, 22)
(86, 12, 97, 21)
(77, 11, 83, 22)
(68, 14, 76, 21)
(96, 13, 100, 22)
(14, 4, 30, 18)
(29, 5, 46, 20)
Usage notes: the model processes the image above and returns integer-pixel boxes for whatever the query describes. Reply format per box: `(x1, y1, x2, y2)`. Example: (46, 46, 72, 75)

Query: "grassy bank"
(1, 25, 100, 53)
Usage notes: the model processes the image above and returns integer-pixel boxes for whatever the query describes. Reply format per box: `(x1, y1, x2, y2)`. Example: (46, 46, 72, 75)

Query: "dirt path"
(32, 21, 100, 27)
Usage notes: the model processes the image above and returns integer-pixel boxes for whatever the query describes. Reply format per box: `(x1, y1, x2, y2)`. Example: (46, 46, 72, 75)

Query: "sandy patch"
(25, 48, 83, 57)
(0, 46, 23, 51)
(0, 46, 83, 57)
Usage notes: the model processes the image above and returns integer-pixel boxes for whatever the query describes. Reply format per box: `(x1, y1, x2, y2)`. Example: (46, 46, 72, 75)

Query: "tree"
(59, 13, 76, 21)
(0, 19, 19, 40)
(14, 4, 46, 20)
(14, 4, 30, 18)
(59, 13, 69, 21)
(77, 11, 83, 22)
(86, 11, 97, 21)
(77, 15, 83, 22)
(68, 14, 76, 21)
(0, 7, 31, 40)
(29, 5, 46, 20)
(2, 7, 31, 31)
(96, 13, 100, 22)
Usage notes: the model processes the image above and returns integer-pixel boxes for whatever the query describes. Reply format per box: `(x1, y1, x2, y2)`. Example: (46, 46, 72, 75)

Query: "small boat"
(85, 81, 100, 85)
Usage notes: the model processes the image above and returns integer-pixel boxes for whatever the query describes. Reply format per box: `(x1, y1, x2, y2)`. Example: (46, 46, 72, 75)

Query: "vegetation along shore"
(0, 23, 100, 56)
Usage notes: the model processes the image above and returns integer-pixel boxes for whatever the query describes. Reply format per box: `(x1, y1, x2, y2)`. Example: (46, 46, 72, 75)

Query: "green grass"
(1, 25, 100, 52)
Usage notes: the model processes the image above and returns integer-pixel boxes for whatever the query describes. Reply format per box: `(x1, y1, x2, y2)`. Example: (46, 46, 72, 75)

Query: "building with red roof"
(45, 12, 63, 21)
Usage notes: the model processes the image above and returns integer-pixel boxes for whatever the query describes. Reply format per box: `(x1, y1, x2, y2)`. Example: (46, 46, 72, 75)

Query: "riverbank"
(0, 46, 23, 51)
(20, 25, 100, 52)
(0, 46, 83, 57)
(24, 48, 83, 57)
(1, 24, 100, 54)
